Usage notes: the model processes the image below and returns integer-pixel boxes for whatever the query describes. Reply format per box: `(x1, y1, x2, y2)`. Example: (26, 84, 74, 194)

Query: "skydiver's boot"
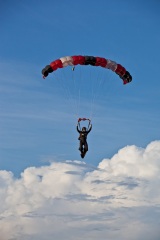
(83, 150, 87, 158)
(81, 148, 87, 158)
(80, 147, 85, 158)
(81, 151, 85, 158)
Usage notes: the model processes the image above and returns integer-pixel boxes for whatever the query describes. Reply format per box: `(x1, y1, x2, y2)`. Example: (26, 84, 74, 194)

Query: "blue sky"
(1, 0, 160, 174)
(0, 1, 160, 239)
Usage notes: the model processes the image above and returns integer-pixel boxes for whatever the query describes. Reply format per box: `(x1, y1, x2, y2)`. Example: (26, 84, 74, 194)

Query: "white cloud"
(0, 141, 160, 240)
(99, 141, 160, 178)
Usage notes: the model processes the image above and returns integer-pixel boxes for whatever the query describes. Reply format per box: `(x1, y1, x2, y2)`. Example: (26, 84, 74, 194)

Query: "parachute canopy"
(42, 55, 132, 84)
(78, 118, 91, 123)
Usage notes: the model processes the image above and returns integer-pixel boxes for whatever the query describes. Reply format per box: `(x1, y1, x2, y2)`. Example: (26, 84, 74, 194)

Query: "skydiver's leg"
(80, 142, 88, 158)
(79, 141, 83, 152)
(79, 141, 85, 158)
(84, 142, 88, 153)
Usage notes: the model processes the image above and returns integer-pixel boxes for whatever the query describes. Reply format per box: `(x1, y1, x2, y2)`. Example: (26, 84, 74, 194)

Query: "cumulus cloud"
(0, 141, 160, 240)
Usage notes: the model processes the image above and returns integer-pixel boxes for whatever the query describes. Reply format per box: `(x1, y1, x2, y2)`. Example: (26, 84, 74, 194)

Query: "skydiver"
(77, 122, 92, 158)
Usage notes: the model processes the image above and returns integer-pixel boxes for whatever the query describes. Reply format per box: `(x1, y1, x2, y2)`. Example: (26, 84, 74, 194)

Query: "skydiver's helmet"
(82, 127, 86, 132)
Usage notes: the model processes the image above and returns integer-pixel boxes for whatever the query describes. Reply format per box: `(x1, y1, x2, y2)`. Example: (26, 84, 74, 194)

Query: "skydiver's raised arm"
(77, 125, 81, 133)
(87, 124, 92, 133)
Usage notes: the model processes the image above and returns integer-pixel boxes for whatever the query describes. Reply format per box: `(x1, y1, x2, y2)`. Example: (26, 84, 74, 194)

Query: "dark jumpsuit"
(77, 125, 92, 153)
